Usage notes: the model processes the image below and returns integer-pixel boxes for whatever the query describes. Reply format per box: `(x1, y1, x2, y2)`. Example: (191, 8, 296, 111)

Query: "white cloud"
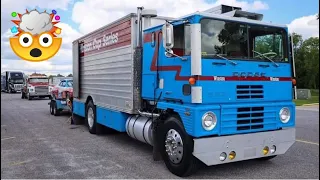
(287, 14, 319, 39)
(72, 0, 269, 34)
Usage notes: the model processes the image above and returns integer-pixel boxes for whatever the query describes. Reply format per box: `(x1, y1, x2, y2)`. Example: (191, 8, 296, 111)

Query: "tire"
(158, 115, 199, 177)
(53, 101, 60, 116)
(257, 155, 277, 161)
(50, 101, 54, 115)
(85, 101, 103, 134)
(27, 93, 32, 100)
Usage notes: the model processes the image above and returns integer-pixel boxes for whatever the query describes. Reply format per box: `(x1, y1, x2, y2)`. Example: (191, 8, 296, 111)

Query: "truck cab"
(1, 71, 24, 93)
(22, 75, 51, 100)
(140, 5, 295, 175)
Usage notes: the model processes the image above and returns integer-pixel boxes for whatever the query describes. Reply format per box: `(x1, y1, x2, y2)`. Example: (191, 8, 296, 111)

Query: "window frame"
(199, 17, 290, 63)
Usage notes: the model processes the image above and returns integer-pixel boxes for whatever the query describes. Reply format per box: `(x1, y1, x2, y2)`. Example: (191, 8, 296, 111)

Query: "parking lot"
(1, 92, 319, 179)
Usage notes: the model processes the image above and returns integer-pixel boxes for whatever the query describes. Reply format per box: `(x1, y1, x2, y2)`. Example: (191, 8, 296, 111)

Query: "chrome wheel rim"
(165, 129, 184, 164)
(87, 107, 94, 128)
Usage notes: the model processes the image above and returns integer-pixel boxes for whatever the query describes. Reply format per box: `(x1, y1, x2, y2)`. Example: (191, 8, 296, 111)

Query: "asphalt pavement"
(1, 93, 319, 179)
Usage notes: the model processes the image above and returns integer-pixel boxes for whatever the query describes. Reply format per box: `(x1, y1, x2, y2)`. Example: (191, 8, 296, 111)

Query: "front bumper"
(193, 128, 295, 166)
(29, 92, 50, 96)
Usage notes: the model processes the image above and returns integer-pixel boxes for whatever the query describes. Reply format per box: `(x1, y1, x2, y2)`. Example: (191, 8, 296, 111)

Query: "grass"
(294, 89, 319, 106)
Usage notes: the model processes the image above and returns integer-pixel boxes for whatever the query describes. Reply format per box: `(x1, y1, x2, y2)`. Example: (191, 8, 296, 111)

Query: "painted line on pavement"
(296, 139, 319, 146)
(1, 137, 16, 141)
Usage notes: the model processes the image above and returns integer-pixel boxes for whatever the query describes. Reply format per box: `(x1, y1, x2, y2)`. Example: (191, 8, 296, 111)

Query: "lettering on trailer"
(270, 77, 280, 81)
(79, 19, 131, 57)
(80, 32, 119, 53)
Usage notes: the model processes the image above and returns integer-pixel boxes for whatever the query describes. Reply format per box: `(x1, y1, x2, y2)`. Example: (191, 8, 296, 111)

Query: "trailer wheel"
(49, 101, 54, 115)
(158, 116, 199, 177)
(86, 101, 102, 134)
(53, 101, 60, 116)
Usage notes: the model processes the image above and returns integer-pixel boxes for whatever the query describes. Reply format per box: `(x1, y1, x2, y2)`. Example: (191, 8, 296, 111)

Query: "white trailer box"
(73, 13, 171, 114)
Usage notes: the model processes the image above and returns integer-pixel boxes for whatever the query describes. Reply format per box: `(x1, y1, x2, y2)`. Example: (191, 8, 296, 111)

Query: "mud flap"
(152, 126, 162, 161)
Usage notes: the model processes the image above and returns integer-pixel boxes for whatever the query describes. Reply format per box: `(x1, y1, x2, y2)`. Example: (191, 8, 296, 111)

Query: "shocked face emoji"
(9, 9, 63, 62)
(10, 32, 62, 62)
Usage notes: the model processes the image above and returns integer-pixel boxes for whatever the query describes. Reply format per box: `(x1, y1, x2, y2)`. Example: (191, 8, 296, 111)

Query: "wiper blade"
(205, 53, 237, 65)
(252, 50, 279, 67)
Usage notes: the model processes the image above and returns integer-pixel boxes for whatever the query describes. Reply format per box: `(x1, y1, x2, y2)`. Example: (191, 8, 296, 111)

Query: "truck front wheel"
(27, 93, 32, 100)
(158, 116, 199, 177)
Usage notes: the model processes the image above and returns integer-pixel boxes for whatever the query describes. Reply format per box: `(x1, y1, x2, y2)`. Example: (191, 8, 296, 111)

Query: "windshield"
(29, 78, 48, 83)
(10, 79, 24, 83)
(10, 72, 23, 79)
(67, 81, 73, 87)
(200, 18, 288, 62)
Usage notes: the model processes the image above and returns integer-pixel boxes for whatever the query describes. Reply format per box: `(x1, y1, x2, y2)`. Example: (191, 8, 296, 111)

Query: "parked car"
(50, 79, 73, 100)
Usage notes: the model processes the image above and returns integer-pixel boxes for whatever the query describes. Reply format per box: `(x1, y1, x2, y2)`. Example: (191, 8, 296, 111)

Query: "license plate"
(61, 101, 66, 105)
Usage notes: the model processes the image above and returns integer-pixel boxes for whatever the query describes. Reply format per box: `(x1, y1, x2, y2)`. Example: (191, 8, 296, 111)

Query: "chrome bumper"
(193, 128, 295, 166)
(29, 92, 50, 96)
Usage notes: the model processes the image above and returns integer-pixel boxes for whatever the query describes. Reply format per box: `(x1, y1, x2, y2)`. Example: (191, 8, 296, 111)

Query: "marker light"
(292, 79, 296, 86)
(270, 145, 276, 154)
(220, 152, 227, 161)
(189, 77, 196, 85)
(229, 151, 236, 160)
(263, 146, 269, 155)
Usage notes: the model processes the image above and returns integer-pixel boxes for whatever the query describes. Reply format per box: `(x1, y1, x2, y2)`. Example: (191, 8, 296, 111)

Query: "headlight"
(202, 112, 217, 131)
(279, 107, 290, 123)
(28, 87, 35, 92)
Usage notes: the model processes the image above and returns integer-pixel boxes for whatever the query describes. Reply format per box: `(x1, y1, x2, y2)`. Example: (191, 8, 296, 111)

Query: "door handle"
(258, 64, 270, 68)
(212, 62, 227, 66)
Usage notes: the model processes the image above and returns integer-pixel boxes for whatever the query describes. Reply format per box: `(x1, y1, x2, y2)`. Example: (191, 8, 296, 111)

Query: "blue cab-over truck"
(71, 5, 296, 177)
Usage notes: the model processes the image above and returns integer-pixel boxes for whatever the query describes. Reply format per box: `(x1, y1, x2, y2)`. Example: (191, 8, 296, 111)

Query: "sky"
(1, 0, 319, 76)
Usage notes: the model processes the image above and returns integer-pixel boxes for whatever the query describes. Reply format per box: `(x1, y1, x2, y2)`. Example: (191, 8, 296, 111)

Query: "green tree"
(67, 74, 73, 77)
(299, 37, 319, 89)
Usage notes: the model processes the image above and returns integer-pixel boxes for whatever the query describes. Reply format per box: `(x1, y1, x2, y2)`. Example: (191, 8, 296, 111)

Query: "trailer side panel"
(75, 16, 136, 114)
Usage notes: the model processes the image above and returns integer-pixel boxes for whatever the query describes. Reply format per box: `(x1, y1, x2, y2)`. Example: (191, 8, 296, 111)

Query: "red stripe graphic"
(147, 32, 292, 82)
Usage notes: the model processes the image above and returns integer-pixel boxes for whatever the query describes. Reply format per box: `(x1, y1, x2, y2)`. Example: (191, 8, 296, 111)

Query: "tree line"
(48, 74, 73, 79)
(292, 33, 319, 89)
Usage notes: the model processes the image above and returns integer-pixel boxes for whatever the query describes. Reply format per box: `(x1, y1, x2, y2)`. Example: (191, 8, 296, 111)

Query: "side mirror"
(162, 22, 174, 49)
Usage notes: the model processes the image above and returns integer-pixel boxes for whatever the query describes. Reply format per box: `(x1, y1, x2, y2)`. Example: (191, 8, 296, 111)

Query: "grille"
(236, 107, 264, 131)
(14, 84, 23, 90)
(236, 85, 263, 99)
(35, 86, 48, 93)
